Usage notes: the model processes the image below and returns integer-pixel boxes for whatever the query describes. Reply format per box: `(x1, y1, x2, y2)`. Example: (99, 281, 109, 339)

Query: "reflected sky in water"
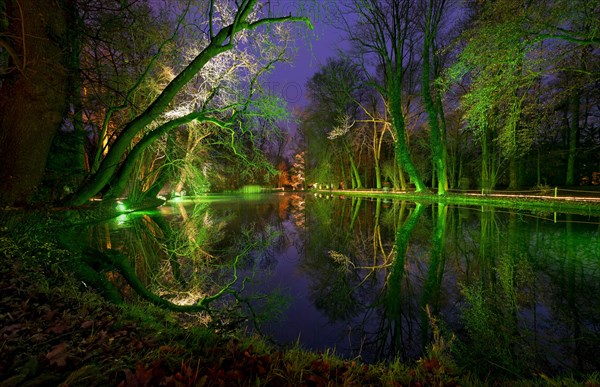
(99, 193, 600, 376)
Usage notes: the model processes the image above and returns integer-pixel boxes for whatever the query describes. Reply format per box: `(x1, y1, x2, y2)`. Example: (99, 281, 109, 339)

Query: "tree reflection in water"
(87, 193, 600, 376)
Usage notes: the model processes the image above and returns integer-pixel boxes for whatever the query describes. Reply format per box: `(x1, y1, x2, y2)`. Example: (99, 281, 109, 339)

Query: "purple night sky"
(266, 1, 350, 112)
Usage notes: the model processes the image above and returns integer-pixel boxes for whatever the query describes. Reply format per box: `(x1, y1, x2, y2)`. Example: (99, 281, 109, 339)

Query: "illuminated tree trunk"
(422, 0, 448, 195)
(389, 76, 426, 192)
(373, 118, 390, 189)
(346, 141, 363, 189)
(68, 1, 310, 205)
(0, 0, 69, 205)
(397, 162, 407, 190)
(373, 120, 382, 189)
(359, 98, 389, 190)
(565, 92, 580, 186)
(344, 0, 426, 192)
(436, 89, 449, 188)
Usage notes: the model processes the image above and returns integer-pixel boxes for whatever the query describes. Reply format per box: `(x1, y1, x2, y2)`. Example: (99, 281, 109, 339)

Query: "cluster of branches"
(0, 0, 311, 206)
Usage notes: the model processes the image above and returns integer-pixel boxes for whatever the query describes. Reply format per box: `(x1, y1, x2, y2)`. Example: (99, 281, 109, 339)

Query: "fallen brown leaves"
(0, 257, 158, 386)
(46, 342, 69, 367)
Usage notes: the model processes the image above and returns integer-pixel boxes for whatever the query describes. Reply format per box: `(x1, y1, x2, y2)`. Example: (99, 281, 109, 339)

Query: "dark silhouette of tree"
(0, 0, 69, 205)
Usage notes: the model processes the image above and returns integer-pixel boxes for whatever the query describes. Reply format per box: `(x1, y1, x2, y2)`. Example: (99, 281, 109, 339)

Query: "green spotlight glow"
(116, 202, 127, 212)
(239, 185, 264, 194)
(117, 214, 129, 224)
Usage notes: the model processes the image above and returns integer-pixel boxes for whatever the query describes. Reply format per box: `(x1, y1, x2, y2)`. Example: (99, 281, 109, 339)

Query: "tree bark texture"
(388, 76, 426, 192)
(0, 0, 69, 205)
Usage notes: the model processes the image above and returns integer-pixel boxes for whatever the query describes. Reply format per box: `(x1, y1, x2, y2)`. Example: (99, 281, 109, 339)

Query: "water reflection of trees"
(85, 195, 600, 374)
(83, 195, 307, 319)
(84, 203, 235, 308)
(300, 197, 417, 360)
(299, 196, 600, 374)
(456, 210, 600, 376)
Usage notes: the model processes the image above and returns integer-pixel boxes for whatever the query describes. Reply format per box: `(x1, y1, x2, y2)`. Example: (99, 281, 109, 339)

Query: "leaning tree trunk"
(0, 0, 68, 206)
(344, 141, 363, 189)
(67, 2, 310, 206)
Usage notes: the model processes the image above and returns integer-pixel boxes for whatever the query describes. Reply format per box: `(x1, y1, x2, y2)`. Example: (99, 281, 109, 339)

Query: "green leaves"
(449, 1, 543, 161)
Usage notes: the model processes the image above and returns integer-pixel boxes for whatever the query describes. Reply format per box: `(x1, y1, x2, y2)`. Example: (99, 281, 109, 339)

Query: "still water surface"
(97, 193, 600, 376)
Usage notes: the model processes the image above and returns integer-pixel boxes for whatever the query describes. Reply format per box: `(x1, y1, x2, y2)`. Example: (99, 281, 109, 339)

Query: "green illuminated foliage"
(456, 8, 537, 147)
(448, 1, 541, 188)
(239, 185, 264, 194)
(62, 0, 311, 206)
(447, 0, 599, 188)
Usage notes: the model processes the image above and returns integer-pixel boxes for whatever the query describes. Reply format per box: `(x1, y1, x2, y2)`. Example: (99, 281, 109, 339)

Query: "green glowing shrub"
(238, 185, 264, 194)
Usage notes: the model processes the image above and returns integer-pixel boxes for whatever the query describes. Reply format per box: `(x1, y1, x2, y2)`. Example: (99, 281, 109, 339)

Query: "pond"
(91, 193, 600, 377)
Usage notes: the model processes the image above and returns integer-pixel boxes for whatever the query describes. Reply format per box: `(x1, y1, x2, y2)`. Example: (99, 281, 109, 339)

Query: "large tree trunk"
(388, 77, 426, 192)
(422, 0, 448, 195)
(67, 39, 230, 206)
(0, 0, 68, 206)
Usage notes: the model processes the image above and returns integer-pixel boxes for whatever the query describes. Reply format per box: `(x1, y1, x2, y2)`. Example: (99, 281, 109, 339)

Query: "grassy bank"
(314, 188, 600, 217)
(1, 209, 599, 386)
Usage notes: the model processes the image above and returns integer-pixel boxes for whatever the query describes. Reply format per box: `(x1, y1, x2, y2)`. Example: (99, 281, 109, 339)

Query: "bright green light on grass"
(239, 185, 263, 194)
(116, 202, 127, 212)
(117, 214, 129, 224)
